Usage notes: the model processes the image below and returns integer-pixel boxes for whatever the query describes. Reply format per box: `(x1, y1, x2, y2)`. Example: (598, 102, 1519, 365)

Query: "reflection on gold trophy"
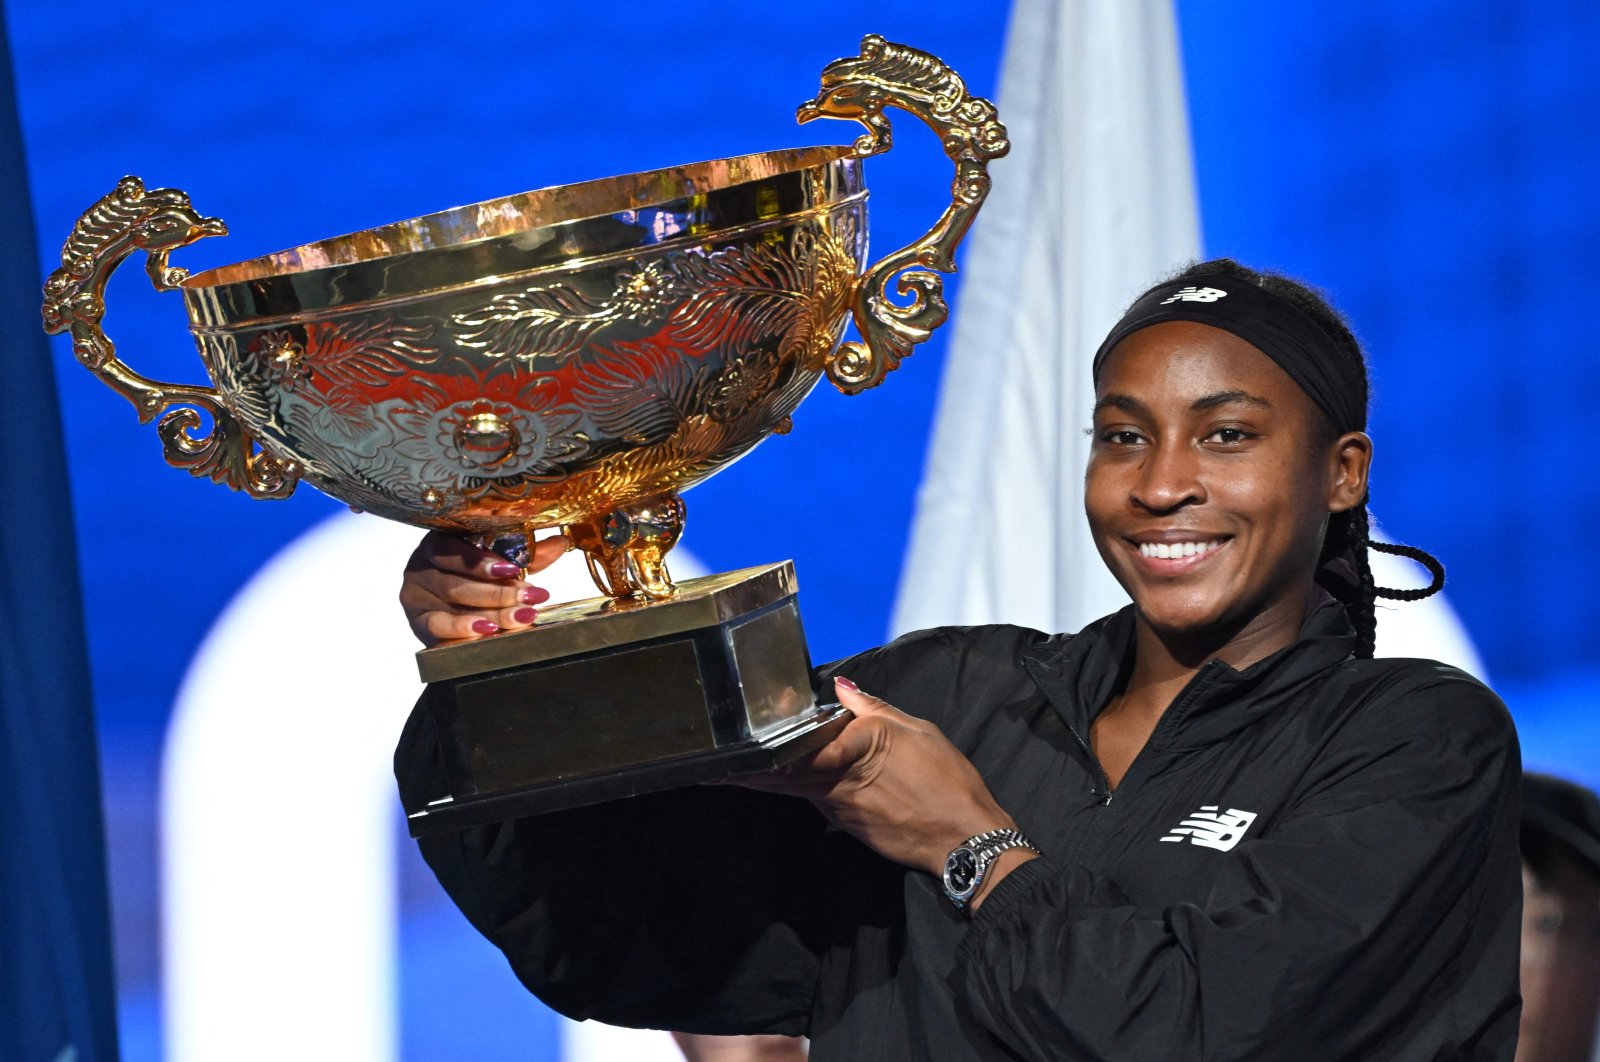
(42, 35, 1008, 832)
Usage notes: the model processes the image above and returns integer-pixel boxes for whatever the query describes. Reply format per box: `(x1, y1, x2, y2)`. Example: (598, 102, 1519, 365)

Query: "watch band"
(942, 827, 1040, 912)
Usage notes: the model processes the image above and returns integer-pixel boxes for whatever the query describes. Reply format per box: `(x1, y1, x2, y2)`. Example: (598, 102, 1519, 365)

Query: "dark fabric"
(1092, 274, 1366, 431)
(398, 602, 1522, 1061)
(0, 4, 122, 1059)
(1521, 772, 1600, 878)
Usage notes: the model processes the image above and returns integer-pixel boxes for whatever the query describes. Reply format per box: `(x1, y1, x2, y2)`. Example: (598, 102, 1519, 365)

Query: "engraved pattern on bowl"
(181, 147, 868, 533)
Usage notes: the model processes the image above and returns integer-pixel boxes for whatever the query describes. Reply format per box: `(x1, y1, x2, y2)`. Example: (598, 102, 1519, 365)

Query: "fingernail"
(520, 585, 551, 605)
(471, 619, 499, 635)
(834, 675, 859, 693)
(489, 561, 521, 578)
(512, 606, 537, 624)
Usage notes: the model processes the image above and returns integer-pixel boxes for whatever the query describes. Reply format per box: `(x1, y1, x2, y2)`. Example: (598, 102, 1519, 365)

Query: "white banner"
(894, 0, 1201, 639)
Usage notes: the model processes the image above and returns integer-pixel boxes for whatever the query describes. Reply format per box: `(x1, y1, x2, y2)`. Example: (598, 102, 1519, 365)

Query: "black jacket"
(397, 601, 1522, 1060)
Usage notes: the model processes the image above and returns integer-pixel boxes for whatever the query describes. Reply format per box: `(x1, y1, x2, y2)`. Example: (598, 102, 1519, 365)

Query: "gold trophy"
(42, 36, 1007, 833)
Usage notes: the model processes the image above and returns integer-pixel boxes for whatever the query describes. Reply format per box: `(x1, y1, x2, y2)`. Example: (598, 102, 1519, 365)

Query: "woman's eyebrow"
(1192, 390, 1274, 412)
(1092, 393, 1146, 416)
(1092, 391, 1273, 417)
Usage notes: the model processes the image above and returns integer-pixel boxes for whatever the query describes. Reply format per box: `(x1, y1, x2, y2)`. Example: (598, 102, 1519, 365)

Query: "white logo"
(1160, 806, 1258, 852)
(1160, 286, 1228, 305)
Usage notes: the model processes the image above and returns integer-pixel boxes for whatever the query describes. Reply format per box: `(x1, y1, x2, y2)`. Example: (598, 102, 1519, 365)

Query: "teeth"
(1139, 540, 1222, 559)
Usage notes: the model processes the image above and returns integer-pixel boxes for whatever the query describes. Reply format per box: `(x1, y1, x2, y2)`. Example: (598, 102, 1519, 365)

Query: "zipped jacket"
(398, 600, 1521, 1060)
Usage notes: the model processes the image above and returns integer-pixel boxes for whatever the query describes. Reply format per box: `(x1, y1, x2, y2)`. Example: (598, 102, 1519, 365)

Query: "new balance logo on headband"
(1160, 806, 1257, 851)
(1160, 286, 1228, 305)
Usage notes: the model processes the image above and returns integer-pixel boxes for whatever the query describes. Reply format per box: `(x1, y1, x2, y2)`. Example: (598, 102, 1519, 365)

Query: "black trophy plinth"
(402, 562, 848, 835)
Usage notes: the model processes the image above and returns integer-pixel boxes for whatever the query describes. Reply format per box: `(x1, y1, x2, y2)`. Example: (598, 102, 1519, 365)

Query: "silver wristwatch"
(942, 828, 1040, 912)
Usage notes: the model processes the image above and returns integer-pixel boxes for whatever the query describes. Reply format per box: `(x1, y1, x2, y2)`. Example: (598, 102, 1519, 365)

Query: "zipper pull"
(1100, 791, 1114, 807)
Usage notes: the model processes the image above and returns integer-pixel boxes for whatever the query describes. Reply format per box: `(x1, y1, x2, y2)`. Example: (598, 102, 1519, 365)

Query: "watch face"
(946, 846, 979, 894)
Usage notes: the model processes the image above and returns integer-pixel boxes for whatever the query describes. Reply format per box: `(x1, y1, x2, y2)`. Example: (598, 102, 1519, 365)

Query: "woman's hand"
(399, 530, 570, 647)
(737, 678, 1036, 895)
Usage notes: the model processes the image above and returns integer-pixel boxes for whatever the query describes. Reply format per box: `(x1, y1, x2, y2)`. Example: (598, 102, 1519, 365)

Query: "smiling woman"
(1090, 321, 1354, 658)
(396, 259, 1521, 1060)
(1081, 260, 1451, 790)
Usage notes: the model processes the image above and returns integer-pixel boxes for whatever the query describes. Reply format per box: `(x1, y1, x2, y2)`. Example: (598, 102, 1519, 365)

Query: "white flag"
(893, 0, 1201, 637)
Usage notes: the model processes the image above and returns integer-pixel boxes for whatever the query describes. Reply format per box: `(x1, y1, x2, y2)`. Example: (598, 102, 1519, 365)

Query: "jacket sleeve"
(953, 666, 1522, 1061)
(395, 694, 832, 1036)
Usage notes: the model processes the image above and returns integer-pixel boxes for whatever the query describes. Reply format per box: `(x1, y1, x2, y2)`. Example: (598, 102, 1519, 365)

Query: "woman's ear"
(1327, 431, 1372, 514)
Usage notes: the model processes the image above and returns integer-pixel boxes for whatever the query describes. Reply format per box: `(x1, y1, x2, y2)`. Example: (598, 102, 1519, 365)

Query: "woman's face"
(1086, 321, 1368, 642)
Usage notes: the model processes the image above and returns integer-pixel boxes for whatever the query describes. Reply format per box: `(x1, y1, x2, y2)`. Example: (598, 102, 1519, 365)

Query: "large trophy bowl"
(43, 35, 1007, 833)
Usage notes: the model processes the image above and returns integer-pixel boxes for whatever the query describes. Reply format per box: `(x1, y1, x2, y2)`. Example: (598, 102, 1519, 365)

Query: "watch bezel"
(942, 828, 1039, 911)
(943, 843, 983, 903)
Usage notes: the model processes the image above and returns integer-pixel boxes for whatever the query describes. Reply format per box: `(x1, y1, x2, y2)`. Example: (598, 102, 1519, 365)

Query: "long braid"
(1328, 507, 1380, 660)
(1369, 539, 1447, 602)
(1159, 258, 1447, 659)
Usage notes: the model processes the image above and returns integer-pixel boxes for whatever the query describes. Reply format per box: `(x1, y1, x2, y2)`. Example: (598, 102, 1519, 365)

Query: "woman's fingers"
(802, 715, 881, 780)
(412, 530, 571, 580)
(400, 564, 530, 617)
(408, 565, 546, 610)
(410, 530, 512, 578)
(406, 593, 542, 648)
(728, 678, 894, 791)
(833, 677, 896, 718)
(527, 533, 571, 575)
(401, 530, 569, 648)
(412, 607, 503, 647)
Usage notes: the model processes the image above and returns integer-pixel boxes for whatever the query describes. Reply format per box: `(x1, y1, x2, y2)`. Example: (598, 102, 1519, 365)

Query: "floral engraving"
(447, 219, 858, 374)
(255, 330, 310, 390)
(386, 370, 587, 490)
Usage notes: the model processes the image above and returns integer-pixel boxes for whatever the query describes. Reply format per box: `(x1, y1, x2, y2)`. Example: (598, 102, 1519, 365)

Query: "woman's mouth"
(1137, 539, 1225, 560)
(1130, 537, 1230, 571)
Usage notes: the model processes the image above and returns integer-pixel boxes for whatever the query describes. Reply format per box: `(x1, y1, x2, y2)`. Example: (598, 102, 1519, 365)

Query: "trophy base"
(403, 561, 838, 836)
(404, 704, 849, 835)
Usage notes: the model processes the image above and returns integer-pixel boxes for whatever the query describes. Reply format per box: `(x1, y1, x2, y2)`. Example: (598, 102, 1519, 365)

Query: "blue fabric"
(0, 2, 121, 1058)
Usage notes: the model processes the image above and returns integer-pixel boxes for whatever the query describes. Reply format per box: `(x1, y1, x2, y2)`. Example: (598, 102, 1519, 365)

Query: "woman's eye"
(1098, 429, 1144, 446)
(1207, 427, 1255, 445)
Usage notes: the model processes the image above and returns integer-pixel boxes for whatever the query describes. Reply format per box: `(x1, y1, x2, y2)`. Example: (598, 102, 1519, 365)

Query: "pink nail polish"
(471, 619, 499, 635)
(834, 675, 859, 693)
(512, 607, 537, 624)
(520, 585, 551, 605)
(489, 561, 521, 578)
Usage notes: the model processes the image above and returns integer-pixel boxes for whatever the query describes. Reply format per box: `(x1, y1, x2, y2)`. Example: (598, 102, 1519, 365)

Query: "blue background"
(7, 0, 1597, 1056)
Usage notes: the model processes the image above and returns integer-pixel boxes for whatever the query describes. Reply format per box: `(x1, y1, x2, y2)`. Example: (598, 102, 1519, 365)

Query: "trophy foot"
(565, 494, 686, 601)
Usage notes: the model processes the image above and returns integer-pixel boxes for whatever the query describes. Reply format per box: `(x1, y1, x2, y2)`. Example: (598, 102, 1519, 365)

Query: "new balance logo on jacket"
(1161, 806, 1258, 851)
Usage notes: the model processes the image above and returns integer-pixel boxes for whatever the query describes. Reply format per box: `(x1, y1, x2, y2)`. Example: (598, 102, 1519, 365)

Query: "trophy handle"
(40, 176, 300, 498)
(797, 34, 1010, 395)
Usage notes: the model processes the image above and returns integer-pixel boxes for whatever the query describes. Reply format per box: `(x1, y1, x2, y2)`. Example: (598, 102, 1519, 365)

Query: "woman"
(1517, 773, 1600, 1062)
(396, 259, 1521, 1059)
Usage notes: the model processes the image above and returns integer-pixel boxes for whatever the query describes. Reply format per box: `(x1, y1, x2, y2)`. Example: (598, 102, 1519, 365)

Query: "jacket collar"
(1019, 596, 1358, 750)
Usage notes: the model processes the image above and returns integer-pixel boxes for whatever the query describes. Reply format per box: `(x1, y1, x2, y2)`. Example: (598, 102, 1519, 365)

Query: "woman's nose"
(1130, 442, 1205, 514)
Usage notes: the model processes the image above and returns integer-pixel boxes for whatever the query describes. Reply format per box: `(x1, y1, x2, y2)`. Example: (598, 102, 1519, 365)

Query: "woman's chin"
(1131, 595, 1234, 640)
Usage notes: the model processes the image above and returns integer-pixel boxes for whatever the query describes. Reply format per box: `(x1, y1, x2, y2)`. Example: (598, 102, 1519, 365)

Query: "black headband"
(1092, 274, 1366, 432)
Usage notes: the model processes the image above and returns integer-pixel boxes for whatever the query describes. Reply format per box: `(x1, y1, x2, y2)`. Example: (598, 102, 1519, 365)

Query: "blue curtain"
(0, 1, 120, 1058)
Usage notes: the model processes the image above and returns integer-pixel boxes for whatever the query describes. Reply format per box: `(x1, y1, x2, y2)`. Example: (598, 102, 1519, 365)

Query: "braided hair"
(1147, 259, 1445, 659)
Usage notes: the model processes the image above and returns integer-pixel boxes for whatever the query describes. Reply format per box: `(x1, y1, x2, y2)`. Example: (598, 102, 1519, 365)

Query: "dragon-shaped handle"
(797, 34, 1009, 394)
(41, 176, 300, 498)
